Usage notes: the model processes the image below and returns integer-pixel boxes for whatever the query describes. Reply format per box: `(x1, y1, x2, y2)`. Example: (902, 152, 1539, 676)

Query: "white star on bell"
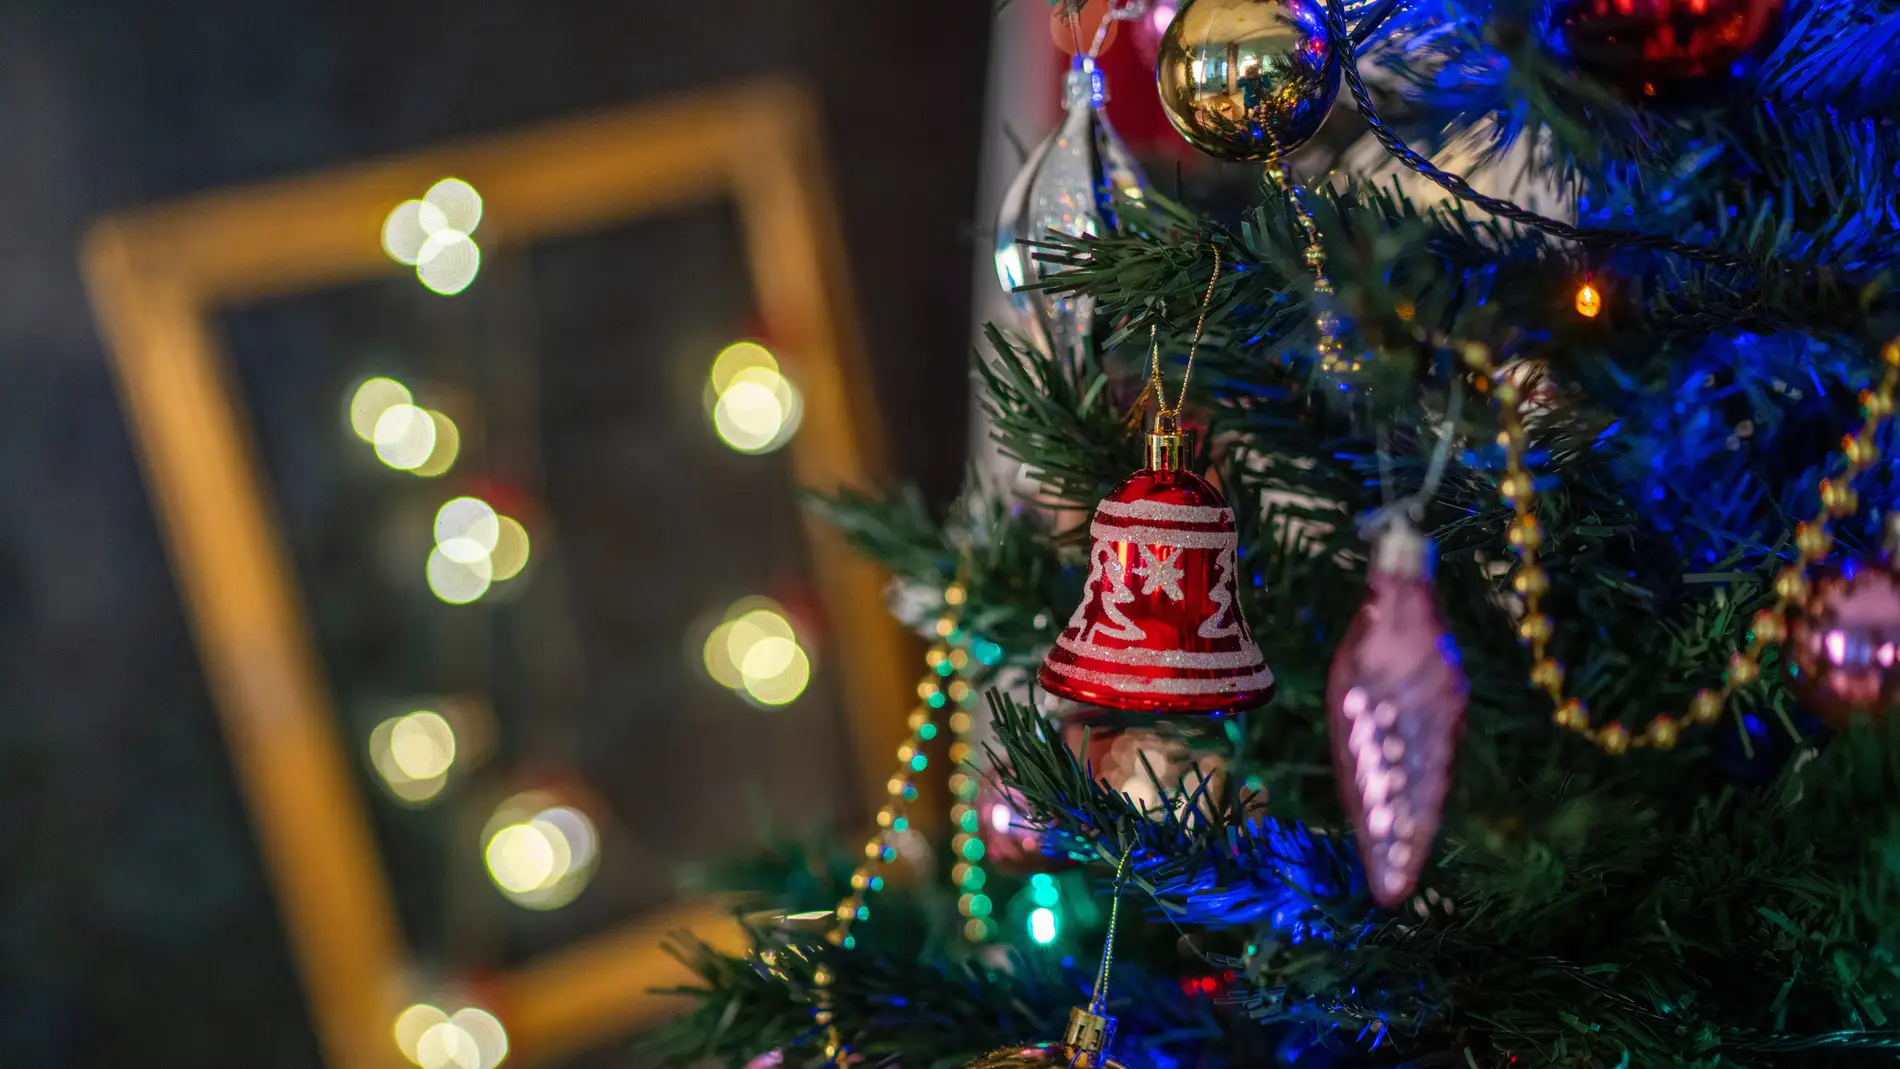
(1130, 545, 1185, 602)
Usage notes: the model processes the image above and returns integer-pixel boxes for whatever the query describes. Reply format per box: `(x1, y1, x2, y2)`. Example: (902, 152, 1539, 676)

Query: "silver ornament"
(994, 60, 1150, 362)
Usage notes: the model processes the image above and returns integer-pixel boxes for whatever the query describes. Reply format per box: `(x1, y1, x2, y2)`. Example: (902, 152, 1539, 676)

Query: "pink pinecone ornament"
(1326, 520, 1467, 908)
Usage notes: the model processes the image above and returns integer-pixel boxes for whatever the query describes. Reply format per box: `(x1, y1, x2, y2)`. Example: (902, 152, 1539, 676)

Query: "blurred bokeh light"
(350, 377, 459, 476)
(374, 403, 438, 470)
(435, 497, 500, 564)
(705, 341, 801, 453)
(700, 596, 812, 706)
(350, 376, 413, 441)
(424, 497, 529, 603)
(368, 709, 458, 803)
(394, 1002, 509, 1069)
(413, 410, 461, 477)
(427, 546, 493, 604)
(481, 791, 600, 910)
(489, 516, 531, 580)
(383, 177, 484, 295)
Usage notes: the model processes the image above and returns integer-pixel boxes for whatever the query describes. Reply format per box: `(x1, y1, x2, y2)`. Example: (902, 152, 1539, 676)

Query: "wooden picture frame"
(81, 79, 914, 1069)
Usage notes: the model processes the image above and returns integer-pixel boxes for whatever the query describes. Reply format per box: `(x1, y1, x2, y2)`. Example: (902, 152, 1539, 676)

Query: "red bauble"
(1128, 2, 1179, 68)
(1326, 521, 1466, 908)
(1554, 0, 1786, 100)
(1049, 0, 1121, 55)
(1062, 715, 1240, 823)
(1038, 438, 1274, 714)
(1786, 554, 1900, 729)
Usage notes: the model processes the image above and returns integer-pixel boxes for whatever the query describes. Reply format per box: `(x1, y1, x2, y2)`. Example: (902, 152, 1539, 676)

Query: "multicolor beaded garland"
(1462, 338, 1900, 755)
(813, 579, 986, 1061)
(941, 588, 1001, 942)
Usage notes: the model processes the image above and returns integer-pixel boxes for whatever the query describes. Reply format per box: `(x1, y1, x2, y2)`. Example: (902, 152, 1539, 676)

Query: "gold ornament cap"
(1145, 414, 1192, 472)
(1062, 1006, 1117, 1068)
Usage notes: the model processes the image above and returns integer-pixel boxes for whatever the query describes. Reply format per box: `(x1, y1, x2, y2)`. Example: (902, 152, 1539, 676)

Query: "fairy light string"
(1461, 337, 1900, 754)
(814, 572, 994, 1060)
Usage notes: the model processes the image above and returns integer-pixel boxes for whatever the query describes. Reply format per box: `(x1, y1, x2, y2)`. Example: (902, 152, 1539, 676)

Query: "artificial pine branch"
(707, 4, 1900, 1067)
(645, 901, 1243, 1068)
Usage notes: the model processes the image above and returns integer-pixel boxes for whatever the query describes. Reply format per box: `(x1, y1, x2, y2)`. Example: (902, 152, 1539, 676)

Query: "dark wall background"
(0, 2, 987, 1066)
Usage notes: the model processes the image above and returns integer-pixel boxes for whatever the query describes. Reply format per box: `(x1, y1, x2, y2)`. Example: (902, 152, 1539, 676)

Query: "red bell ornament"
(1038, 427, 1275, 714)
(1326, 520, 1466, 908)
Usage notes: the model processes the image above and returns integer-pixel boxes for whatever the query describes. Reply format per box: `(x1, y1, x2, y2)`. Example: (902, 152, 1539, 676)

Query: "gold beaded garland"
(1688, 689, 1723, 725)
(1774, 567, 1810, 602)
(1471, 337, 1900, 754)
(1530, 657, 1565, 690)
(1555, 697, 1589, 730)
(1795, 522, 1832, 561)
(1819, 478, 1858, 517)
(1644, 716, 1680, 750)
(1518, 614, 1553, 643)
(1265, 163, 1351, 373)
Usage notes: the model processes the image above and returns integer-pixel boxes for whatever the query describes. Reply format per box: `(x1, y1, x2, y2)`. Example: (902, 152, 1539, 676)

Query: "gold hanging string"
(1145, 245, 1224, 431)
(1066, 4, 1088, 57)
(1088, 848, 1134, 1015)
(1462, 337, 1900, 755)
(1063, 0, 1142, 60)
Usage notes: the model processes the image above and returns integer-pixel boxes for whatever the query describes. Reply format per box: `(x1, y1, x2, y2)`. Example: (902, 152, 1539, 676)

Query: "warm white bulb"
(427, 547, 492, 604)
(350, 377, 412, 441)
(374, 404, 437, 470)
(486, 823, 556, 894)
(412, 410, 461, 477)
(382, 202, 430, 266)
(489, 516, 530, 580)
(417, 231, 481, 295)
(434, 498, 499, 562)
(424, 178, 484, 235)
(394, 1004, 448, 1064)
(742, 644, 811, 706)
(388, 711, 456, 781)
(710, 366, 801, 454)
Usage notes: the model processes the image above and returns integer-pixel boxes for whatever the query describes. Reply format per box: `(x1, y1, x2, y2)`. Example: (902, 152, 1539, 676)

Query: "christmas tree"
(651, 2, 1900, 1066)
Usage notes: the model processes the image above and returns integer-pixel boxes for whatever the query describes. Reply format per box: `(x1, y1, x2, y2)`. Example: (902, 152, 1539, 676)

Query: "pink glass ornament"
(1326, 521, 1467, 908)
(1787, 525, 1900, 728)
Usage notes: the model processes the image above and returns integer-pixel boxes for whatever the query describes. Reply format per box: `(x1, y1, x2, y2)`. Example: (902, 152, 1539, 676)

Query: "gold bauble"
(962, 1045, 1128, 1069)
(962, 1009, 1124, 1069)
(1155, 0, 1340, 161)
